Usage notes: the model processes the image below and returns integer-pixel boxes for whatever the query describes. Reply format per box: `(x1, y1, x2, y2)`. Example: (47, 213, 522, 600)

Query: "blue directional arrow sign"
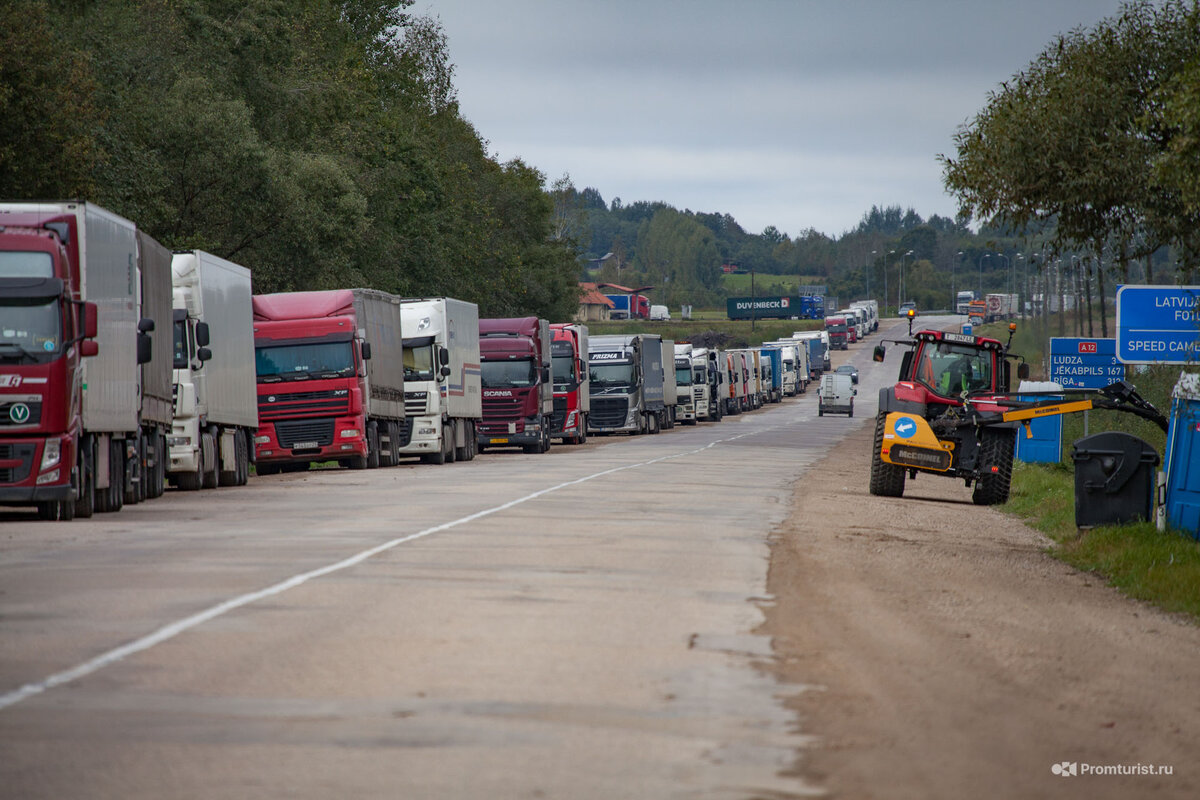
(1048, 338, 1124, 389)
(1116, 285, 1200, 364)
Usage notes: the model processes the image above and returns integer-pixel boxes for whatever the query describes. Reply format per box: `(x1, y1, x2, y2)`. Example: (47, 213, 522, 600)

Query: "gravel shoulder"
(761, 418, 1200, 799)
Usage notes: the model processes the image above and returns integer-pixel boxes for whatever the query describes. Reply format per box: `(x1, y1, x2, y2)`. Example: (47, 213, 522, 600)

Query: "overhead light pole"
(978, 253, 991, 297)
(901, 250, 914, 310)
(954, 250, 964, 311)
(887, 249, 895, 315)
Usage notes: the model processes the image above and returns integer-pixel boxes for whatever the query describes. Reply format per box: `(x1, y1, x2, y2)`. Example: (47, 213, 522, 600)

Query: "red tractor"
(870, 316, 1166, 505)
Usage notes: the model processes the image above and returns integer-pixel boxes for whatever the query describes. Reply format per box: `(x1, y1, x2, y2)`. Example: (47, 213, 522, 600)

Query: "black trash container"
(1071, 432, 1160, 528)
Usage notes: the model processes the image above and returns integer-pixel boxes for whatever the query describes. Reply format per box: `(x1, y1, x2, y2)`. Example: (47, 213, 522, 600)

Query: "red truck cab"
(478, 317, 553, 454)
(824, 316, 849, 350)
(549, 323, 589, 444)
(252, 292, 372, 471)
(0, 217, 98, 519)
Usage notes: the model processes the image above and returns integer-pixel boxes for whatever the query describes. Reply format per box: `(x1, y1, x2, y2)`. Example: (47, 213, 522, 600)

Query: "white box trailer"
(168, 250, 258, 489)
(399, 297, 482, 463)
(660, 338, 677, 428)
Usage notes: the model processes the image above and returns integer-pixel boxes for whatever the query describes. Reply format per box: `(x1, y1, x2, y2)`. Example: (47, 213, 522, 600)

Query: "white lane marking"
(0, 430, 760, 712)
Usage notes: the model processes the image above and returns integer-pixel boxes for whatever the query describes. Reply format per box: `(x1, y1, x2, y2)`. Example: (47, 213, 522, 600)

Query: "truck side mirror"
(137, 318, 155, 334)
(439, 347, 450, 367)
(1017, 362, 1030, 380)
(195, 321, 211, 348)
(80, 340, 99, 357)
(136, 332, 153, 365)
(542, 366, 551, 384)
(197, 346, 212, 363)
(81, 301, 98, 339)
(873, 345, 886, 362)
(361, 341, 372, 360)
(440, 365, 451, 378)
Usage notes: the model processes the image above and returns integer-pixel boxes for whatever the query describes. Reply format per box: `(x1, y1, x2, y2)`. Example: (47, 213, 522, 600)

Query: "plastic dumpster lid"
(1172, 371, 1200, 401)
(1018, 380, 1064, 393)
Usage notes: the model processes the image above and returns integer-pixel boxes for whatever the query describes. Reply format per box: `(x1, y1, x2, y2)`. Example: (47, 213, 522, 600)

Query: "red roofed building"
(576, 283, 615, 322)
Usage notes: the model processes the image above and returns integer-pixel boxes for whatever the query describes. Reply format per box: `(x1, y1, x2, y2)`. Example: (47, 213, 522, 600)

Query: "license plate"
(490, 437, 509, 444)
(292, 441, 318, 449)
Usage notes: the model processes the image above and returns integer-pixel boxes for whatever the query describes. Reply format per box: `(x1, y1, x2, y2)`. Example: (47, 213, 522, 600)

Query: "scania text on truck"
(587, 334, 666, 434)
(252, 289, 405, 473)
(168, 250, 257, 490)
(477, 317, 553, 454)
(0, 201, 170, 520)
(550, 322, 589, 444)
(398, 298, 481, 463)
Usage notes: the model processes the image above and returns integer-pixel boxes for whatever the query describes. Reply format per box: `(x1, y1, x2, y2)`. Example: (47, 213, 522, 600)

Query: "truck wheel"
(818, 404, 824, 417)
(37, 502, 59, 520)
(201, 432, 219, 489)
(366, 422, 381, 469)
(124, 435, 143, 506)
(648, 413, 660, 434)
(972, 428, 1016, 506)
(235, 433, 249, 485)
(219, 431, 240, 486)
(868, 412, 906, 497)
(848, 399, 854, 418)
(445, 422, 458, 463)
(96, 440, 123, 512)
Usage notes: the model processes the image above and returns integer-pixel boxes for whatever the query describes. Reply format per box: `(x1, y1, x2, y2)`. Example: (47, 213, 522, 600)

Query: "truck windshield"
(0, 296, 61, 362)
(404, 344, 435, 382)
(589, 362, 635, 390)
(675, 361, 692, 385)
(481, 358, 537, 387)
(255, 341, 355, 381)
(552, 355, 576, 389)
(173, 319, 191, 369)
(0, 251, 53, 278)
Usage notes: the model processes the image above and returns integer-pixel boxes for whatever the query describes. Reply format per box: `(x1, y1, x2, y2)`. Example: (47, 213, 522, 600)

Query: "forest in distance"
(3, 1, 1200, 320)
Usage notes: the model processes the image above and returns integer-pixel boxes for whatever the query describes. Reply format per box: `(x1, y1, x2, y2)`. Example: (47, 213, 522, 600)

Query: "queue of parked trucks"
(0, 200, 880, 521)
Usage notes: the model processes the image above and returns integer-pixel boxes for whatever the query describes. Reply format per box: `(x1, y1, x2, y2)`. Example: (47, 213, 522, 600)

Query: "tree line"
(0, 0, 582, 321)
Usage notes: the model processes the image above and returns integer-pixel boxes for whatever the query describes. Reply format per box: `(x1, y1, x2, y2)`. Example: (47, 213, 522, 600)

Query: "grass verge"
(1005, 460, 1200, 622)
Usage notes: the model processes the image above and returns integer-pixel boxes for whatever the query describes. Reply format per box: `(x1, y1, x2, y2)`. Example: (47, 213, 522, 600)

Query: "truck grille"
(0, 443, 35, 484)
(591, 397, 628, 428)
(274, 418, 335, 449)
(482, 394, 524, 422)
(404, 392, 429, 416)
(0, 399, 42, 427)
(551, 397, 568, 433)
(258, 390, 349, 422)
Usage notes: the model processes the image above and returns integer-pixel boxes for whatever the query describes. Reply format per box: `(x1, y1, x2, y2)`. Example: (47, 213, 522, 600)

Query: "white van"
(650, 304, 671, 321)
(818, 372, 856, 417)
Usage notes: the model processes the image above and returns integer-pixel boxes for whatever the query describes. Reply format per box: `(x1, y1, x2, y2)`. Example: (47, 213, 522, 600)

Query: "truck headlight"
(36, 468, 61, 485)
(254, 435, 270, 444)
(340, 429, 360, 438)
(40, 440, 61, 471)
(167, 436, 190, 447)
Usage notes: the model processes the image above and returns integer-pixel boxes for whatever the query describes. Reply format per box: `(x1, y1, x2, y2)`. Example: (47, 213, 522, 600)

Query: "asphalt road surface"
(0, 338, 868, 799)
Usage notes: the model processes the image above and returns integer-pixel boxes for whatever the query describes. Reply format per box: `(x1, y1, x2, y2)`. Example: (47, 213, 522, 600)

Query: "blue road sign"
(1116, 285, 1200, 364)
(1048, 338, 1124, 389)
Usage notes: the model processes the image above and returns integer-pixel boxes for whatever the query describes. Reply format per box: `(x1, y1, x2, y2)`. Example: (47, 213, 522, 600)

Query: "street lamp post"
(870, 249, 877, 302)
(978, 253, 991, 297)
(887, 249, 895, 315)
(954, 250, 963, 312)
(901, 250, 914, 310)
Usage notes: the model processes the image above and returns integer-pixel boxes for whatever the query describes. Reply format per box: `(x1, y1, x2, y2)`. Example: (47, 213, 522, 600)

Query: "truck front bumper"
(397, 415, 443, 455)
(254, 418, 367, 465)
(478, 416, 543, 448)
(550, 409, 585, 440)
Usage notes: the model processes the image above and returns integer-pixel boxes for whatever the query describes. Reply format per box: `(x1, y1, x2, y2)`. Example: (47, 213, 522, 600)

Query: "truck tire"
(95, 439, 124, 512)
(379, 421, 395, 468)
(235, 433, 250, 485)
(972, 428, 1016, 506)
(868, 412, 906, 497)
(219, 430, 240, 486)
(366, 422, 381, 469)
(818, 403, 824, 417)
(201, 432, 219, 489)
(848, 399, 854, 418)
(124, 435, 144, 506)
(454, 420, 471, 461)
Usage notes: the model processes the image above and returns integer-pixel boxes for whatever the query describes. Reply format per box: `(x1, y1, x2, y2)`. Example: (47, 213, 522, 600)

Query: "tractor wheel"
(972, 427, 1016, 506)
(868, 412, 906, 497)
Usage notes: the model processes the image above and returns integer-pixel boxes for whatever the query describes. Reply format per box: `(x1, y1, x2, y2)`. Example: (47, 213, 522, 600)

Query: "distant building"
(576, 282, 615, 322)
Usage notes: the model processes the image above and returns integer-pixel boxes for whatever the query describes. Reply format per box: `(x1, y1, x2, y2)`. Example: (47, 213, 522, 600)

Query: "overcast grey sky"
(409, 0, 1129, 239)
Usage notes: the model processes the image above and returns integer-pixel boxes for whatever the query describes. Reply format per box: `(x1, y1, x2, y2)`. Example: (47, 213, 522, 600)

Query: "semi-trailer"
(252, 289, 405, 473)
(168, 250, 258, 489)
(0, 201, 172, 520)
(759, 347, 783, 403)
(550, 322, 589, 444)
(723, 350, 743, 415)
(660, 338, 677, 429)
(477, 317, 553, 454)
(398, 298, 482, 463)
(587, 334, 666, 434)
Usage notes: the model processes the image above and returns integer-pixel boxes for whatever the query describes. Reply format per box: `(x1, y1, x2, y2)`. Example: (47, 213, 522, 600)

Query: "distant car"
(897, 302, 917, 317)
(835, 364, 859, 384)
